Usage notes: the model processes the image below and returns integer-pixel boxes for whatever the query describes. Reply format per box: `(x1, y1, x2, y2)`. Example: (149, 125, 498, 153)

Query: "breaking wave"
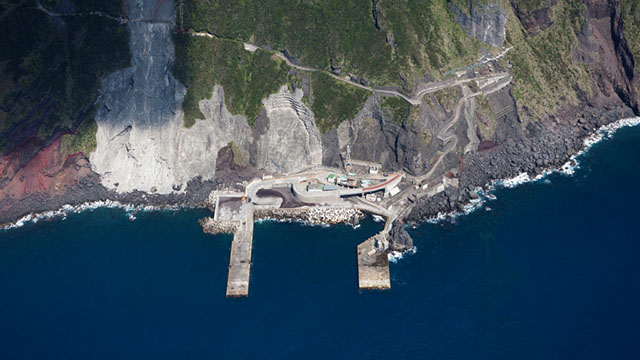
(1, 200, 180, 231)
(388, 246, 417, 263)
(3, 117, 639, 233)
(425, 116, 640, 224)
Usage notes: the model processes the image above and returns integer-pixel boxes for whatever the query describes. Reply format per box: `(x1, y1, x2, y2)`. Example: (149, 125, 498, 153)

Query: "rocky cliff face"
(253, 87, 322, 174)
(1, 0, 639, 224)
(91, 0, 324, 193)
(90, 0, 223, 193)
(450, 0, 508, 47)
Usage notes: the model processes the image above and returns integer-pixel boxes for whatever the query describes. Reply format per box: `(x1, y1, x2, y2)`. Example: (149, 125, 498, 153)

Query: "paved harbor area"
(357, 235, 391, 290)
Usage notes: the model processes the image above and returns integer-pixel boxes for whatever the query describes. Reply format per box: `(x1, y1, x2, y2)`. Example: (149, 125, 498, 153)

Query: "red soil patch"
(0, 137, 91, 201)
(477, 141, 498, 152)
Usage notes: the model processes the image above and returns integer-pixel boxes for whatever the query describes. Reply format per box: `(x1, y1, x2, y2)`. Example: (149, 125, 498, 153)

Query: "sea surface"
(1, 125, 639, 359)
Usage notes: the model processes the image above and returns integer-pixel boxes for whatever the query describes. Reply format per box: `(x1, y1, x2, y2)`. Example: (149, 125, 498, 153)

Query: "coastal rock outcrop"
(388, 220, 414, 252)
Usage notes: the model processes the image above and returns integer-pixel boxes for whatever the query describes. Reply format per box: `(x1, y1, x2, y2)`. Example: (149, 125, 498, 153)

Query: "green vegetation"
(0, 0, 129, 153)
(474, 95, 496, 139)
(183, 0, 396, 84)
(177, 0, 486, 132)
(622, 0, 640, 64)
(310, 72, 370, 134)
(509, 0, 546, 13)
(434, 86, 460, 112)
(504, 1, 592, 122)
(60, 117, 98, 156)
(229, 141, 249, 168)
(379, 0, 485, 78)
(381, 96, 411, 124)
(181, 0, 485, 87)
(421, 130, 432, 145)
(173, 35, 289, 127)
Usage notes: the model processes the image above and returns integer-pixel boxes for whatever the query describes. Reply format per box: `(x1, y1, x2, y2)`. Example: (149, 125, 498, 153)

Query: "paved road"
(188, 30, 511, 107)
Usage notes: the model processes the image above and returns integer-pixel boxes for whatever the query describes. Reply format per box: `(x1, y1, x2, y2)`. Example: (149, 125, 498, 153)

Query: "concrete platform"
(226, 208, 254, 298)
(357, 236, 391, 290)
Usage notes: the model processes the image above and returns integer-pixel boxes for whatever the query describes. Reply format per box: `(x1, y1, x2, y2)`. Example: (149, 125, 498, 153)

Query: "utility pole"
(343, 145, 352, 171)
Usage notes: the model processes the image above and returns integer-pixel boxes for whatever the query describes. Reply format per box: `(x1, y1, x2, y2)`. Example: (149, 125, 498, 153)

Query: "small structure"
(387, 186, 400, 197)
(327, 174, 336, 183)
(307, 183, 324, 192)
(345, 178, 360, 188)
(323, 184, 339, 191)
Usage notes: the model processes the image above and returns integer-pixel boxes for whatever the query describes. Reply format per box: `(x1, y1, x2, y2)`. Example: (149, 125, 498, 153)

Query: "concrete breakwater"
(254, 207, 365, 225)
(199, 217, 238, 235)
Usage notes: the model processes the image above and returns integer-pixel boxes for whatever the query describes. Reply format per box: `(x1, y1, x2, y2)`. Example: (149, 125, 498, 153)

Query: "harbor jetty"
(200, 164, 421, 297)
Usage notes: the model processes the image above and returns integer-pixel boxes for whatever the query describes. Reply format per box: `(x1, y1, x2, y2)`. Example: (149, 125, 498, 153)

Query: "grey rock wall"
(90, 0, 322, 193)
(90, 0, 252, 193)
(450, 0, 507, 47)
(254, 87, 322, 174)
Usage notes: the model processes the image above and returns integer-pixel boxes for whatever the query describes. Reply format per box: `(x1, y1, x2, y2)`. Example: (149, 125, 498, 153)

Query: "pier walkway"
(357, 233, 391, 290)
(226, 207, 254, 297)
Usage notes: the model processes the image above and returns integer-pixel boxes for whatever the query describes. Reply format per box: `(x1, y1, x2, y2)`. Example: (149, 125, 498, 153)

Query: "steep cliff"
(1, 0, 639, 224)
(91, 0, 324, 192)
(0, 0, 129, 215)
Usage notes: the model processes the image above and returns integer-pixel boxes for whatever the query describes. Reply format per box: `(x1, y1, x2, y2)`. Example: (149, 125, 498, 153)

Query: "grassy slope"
(184, 0, 396, 84)
(173, 35, 289, 127)
(378, 0, 484, 80)
(179, 0, 484, 132)
(503, 0, 592, 122)
(381, 96, 412, 125)
(0, 0, 129, 155)
(622, 0, 640, 70)
(310, 72, 370, 134)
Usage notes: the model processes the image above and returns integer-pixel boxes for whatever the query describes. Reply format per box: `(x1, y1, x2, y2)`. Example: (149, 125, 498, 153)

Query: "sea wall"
(254, 207, 364, 225)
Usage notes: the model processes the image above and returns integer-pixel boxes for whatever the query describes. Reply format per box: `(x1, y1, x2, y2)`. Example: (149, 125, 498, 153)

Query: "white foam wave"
(1, 200, 180, 231)
(422, 116, 640, 224)
(388, 246, 417, 263)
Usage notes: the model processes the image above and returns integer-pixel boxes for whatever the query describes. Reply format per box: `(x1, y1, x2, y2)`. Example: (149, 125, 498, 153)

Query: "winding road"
(188, 29, 511, 107)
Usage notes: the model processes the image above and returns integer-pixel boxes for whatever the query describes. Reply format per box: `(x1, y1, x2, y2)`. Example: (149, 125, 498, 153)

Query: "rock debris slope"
(90, 0, 250, 193)
(90, 0, 323, 193)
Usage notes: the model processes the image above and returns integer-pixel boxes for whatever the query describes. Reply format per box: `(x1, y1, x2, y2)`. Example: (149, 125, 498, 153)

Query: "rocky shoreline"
(2, 107, 638, 232)
(0, 175, 226, 228)
(254, 207, 365, 226)
(199, 217, 238, 235)
(407, 107, 639, 223)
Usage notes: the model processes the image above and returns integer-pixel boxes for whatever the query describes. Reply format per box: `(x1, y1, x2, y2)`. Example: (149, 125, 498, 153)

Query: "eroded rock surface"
(254, 86, 322, 174)
(90, 0, 253, 193)
(450, 0, 507, 47)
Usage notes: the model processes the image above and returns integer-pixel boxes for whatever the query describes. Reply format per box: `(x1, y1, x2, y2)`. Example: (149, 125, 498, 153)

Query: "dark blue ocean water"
(1, 125, 639, 359)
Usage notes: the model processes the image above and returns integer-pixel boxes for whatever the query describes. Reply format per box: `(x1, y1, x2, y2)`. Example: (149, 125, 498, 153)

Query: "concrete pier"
(357, 234, 391, 290)
(226, 208, 254, 298)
